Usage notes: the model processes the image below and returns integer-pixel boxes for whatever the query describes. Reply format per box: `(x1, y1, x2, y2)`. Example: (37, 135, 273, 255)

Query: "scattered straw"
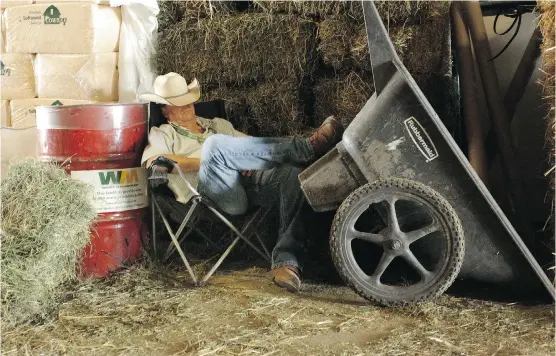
(1, 159, 95, 328)
(2, 264, 553, 355)
(157, 13, 317, 86)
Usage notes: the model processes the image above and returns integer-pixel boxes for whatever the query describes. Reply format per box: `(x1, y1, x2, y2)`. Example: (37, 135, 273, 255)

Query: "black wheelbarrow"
(299, 1, 555, 306)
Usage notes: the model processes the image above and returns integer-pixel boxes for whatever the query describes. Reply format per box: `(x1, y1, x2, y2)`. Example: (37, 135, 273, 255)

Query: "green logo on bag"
(0, 62, 11, 76)
(43, 5, 67, 25)
(51, 100, 64, 106)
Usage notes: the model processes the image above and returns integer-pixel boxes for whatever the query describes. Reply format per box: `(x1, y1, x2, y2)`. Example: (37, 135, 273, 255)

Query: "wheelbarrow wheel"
(330, 178, 464, 306)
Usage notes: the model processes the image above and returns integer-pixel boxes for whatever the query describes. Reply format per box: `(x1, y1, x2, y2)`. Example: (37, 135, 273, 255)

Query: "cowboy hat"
(139, 72, 201, 106)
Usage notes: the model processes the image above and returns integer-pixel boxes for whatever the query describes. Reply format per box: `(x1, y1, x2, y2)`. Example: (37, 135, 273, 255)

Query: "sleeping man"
(140, 72, 344, 293)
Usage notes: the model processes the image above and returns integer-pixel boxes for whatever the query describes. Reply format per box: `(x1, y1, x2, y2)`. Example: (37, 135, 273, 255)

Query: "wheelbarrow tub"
(301, 69, 546, 295)
(299, 144, 366, 213)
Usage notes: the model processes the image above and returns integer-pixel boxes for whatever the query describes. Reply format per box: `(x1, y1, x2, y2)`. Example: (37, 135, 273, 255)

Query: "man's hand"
(240, 170, 255, 177)
(146, 154, 200, 173)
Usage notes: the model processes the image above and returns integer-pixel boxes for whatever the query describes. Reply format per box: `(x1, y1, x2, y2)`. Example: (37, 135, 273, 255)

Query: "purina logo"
(99, 169, 140, 185)
(403, 117, 439, 162)
(0, 61, 11, 76)
(43, 5, 67, 25)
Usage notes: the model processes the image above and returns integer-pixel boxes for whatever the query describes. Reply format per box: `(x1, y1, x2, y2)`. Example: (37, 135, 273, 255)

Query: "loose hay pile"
(1, 159, 95, 327)
(157, 0, 454, 136)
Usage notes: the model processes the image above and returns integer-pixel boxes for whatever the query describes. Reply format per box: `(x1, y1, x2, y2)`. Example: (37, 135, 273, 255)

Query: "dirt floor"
(2, 263, 554, 356)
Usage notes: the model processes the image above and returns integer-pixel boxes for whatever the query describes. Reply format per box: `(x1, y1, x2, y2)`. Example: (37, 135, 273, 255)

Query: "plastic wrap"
(10, 99, 95, 128)
(1, 10, 5, 53)
(1, 100, 10, 127)
(34, 0, 110, 4)
(0, 53, 36, 100)
(113, 0, 159, 102)
(4, 3, 121, 54)
(35, 53, 118, 101)
(1, 1, 32, 9)
(0, 126, 37, 180)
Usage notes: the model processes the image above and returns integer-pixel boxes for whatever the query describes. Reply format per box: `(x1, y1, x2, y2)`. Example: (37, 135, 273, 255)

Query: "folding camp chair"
(148, 101, 271, 286)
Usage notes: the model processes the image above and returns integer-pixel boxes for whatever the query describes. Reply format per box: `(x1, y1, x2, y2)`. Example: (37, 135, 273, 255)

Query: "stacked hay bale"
(538, 1, 555, 197)
(158, 4, 317, 136)
(157, 1, 454, 136)
(537, 1, 555, 246)
(308, 1, 452, 127)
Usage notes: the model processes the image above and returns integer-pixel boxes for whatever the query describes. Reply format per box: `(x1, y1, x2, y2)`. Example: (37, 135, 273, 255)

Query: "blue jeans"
(198, 134, 315, 270)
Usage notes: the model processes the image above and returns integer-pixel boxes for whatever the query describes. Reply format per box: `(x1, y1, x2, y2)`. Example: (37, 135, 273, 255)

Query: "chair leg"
(162, 227, 194, 262)
(254, 231, 271, 260)
(252, 207, 272, 260)
(198, 206, 273, 285)
(199, 235, 242, 286)
(199, 208, 266, 284)
(195, 229, 221, 250)
(206, 205, 271, 262)
(153, 198, 198, 285)
(161, 200, 199, 263)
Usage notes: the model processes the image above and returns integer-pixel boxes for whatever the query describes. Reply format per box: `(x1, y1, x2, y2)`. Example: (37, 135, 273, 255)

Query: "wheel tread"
(330, 178, 465, 307)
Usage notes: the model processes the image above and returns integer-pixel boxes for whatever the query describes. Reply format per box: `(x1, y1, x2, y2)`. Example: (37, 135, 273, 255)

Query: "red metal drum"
(36, 104, 149, 278)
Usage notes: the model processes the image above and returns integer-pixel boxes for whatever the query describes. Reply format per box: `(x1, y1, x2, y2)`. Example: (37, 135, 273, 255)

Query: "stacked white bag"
(1, 0, 122, 178)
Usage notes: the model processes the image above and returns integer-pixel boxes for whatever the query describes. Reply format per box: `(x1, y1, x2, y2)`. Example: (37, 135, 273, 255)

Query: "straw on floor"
(2, 264, 553, 355)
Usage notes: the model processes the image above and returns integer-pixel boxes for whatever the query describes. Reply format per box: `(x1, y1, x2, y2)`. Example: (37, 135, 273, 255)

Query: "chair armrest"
(147, 155, 201, 196)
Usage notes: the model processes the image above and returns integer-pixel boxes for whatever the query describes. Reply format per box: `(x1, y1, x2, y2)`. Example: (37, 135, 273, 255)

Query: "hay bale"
(157, 0, 235, 33)
(317, 19, 355, 70)
(538, 1, 555, 188)
(252, 0, 354, 19)
(314, 72, 460, 131)
(252, 0, 451, 25)
(1, 159, 95, 327)
(246, 80, 305, 137)
(157, 13, 317, 86)
(203, 85, 250, 132)
(204, 80, 305, 137)
(537, 1, 555, 244)
(319, 16, 452, 77)
(314, 71, 374, 127)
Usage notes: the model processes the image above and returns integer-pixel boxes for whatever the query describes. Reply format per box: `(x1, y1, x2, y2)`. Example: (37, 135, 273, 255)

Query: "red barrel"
(36, 104, 149, 278)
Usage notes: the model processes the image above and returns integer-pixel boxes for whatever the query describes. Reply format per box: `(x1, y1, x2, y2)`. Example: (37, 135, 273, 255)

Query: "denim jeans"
(197, 134, 315, 270)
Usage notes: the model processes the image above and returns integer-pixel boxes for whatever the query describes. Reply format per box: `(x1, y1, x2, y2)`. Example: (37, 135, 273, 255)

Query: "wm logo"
(99, 169, 139, 185)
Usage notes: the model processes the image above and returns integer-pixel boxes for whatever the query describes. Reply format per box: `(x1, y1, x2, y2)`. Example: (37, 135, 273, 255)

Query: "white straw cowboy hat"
(139, 72, 201, 106)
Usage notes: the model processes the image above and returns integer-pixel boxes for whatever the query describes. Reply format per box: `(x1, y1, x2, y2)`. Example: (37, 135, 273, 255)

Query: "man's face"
(161, 104, 195, 123)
